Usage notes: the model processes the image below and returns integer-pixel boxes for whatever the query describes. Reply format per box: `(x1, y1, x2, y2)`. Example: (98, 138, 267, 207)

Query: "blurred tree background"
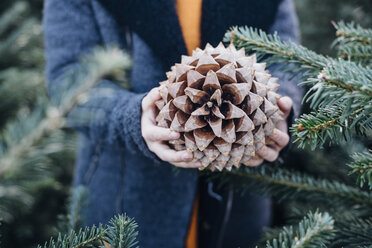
(295, 0, 372, 56)
(287, 0, 372, 187)
(275, 0, 372, 227)
(0, 0, 371, 247)
(0, 0, 76, 247)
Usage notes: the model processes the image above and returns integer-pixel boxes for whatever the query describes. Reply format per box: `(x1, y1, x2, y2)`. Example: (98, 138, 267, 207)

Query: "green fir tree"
(0, 1, 133, 246)
(222, 20, 372, 247)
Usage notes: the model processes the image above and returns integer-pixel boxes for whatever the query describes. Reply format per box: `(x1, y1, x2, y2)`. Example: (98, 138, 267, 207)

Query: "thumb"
(277, 96, 293, 119)
(142, 87, 161, 110)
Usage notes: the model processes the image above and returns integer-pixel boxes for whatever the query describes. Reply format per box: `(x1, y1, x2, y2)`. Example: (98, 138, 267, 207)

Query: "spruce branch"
(0, 2, 42, 66)
(299, 60, 372, 126)
(38, 225, 106, 248)
(225, 26, 372, 149)
(338, 43, 372, 64)
(0, 1, 28, 36)
(67, 186, 89, 231)
(225, 26, 372, 103)
(0, 184, 33, 221)
(213, 166, 372, 207)
(291, 111, 342, 149)
(224, 26, 330, 75)
(0, 17, 39, 58)
(57, 186, 89, 233)
(0, 68, 44, 114)
(56, 47, 131, 115)
(333, 21, 372, 46)
(0, 127, 69, 221)
(104, 215, 139, 248)
(317, 61, 372, 98)
(290, 107, 364, 149)
(332, 21, 372, 65)
(0, 101, 55, 178)
(348, 150, 372, 189)
(38, 214, 138, 248)
(292, 61, 372, 147)
(264, 211, 335, 248)
(0, 47, 130, 177)
(262, 204, 372, 247)
(332, 216, 372, 248)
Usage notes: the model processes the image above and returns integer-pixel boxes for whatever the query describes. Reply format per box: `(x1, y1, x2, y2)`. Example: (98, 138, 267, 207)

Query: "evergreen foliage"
(333, 216, 372, 247)
(37, 186, 138, 248)
(348, 150, 372, 189)
(0, 45, 130, 222)
(264, 211, 335, 248)
(39, 225, 106, 248)
(0, 1, 132, 245)
(38, 214, 138, 248)
(223, 19, 372, 247)
(293, 0, 372, 56)
(0, 1, 56, 226)
(333, 21, 372, 65)
(213, 166, 372, 207)
(225, 23, 372, 149)
(56, 186, 89, 233)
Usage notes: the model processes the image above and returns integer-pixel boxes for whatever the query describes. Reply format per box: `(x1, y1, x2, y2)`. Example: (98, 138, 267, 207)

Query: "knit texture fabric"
(43, 0, 301, 247)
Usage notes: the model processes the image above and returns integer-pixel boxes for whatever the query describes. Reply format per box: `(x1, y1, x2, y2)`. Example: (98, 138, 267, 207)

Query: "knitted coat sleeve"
(43, 0, 161, 163)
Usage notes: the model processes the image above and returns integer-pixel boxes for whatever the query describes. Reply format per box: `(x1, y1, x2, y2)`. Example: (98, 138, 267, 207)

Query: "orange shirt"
(177, 0, 202, 55)
(176, 1, 202, 248)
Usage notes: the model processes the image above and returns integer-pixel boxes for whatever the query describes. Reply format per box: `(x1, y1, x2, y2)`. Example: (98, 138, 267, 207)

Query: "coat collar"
(98, 0, 280, 69)
(101, 0, 187, 68)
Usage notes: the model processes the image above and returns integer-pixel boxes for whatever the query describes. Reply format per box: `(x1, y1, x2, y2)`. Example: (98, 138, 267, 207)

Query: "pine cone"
(155, 43, 283, 171)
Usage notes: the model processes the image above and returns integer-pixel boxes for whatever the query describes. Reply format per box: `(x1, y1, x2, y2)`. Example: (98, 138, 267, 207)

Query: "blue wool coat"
(43, 0, 302, 247)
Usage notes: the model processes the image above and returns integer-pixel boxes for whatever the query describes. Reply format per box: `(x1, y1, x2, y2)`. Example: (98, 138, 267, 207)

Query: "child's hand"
(247, 96, 293, 166)
(142, 87, 293, 168)
(141, 87, 202, 168)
